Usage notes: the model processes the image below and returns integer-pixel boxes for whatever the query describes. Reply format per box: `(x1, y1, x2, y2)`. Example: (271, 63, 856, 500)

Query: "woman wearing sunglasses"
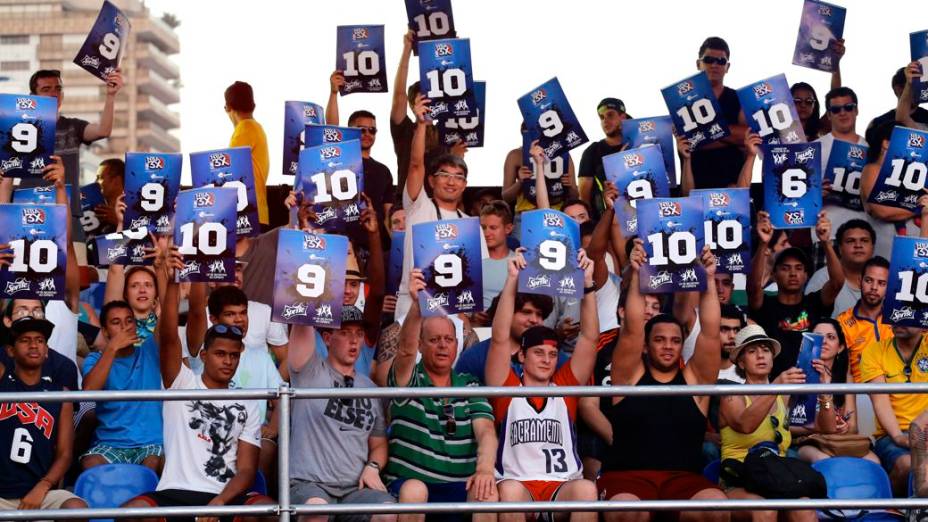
(719, 325, 816, 522)
(790, 82, 825, 142)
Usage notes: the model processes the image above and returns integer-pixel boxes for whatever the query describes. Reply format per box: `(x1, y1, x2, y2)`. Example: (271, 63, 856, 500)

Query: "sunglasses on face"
(434, 171, 467, 183)
(793, 97, 816, 107)
(828, 103, 857, 114)
(701, 55, 728, 66)
(442, 402, 457, 436)
(357, 126, 377, 135)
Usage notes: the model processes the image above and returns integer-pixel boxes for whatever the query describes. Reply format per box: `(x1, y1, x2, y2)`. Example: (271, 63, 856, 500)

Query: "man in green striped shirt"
(385, 269, 499, 522)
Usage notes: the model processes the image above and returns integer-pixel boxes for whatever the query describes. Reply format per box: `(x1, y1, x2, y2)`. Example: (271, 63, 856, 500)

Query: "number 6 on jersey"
(173, 188, 237, 283)
(413, 218, 483, 316)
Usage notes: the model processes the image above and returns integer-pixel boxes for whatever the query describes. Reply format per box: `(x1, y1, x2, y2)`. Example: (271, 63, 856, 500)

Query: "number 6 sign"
(413, 217, 483, 317)
(272, 229, 348, 327)
(73, 0, 131, 82)
(763, 142, 822, 229)
(518, 209, 582, 298)
(884, 236, 928, 328)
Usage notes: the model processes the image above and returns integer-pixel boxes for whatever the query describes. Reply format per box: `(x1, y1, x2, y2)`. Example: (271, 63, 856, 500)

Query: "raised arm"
(830, 39, 845, 90)
(563, 157, 579, 200)
(360, 194, 386, 345)
(570, 250, 599, 384)
(677, 135, 696, 196)
(405, 94, 431, 202)
(736, 131, 762, 189)
(748, 211, 774, 311)
(585, 182, 618, 289)
(83, 70, 122, 141)
(287, 323, 317, 373)
(502, 149, 526, 204)
(684, 247, 722, 385)
(485, 256, 521, 387)
(82, 326, 138, 391)
(158, 245, 183, 387)
(393, 269, 426, 386)
(897, 62, 921, 128)
(611, 239, 647, 390)
(390, 31, 415, 125)
(186, 282, 208, 358)
(326, 71, 344, 125)
(815, 212, 844, 306)
(529, 141, 551, 210)
(45, 156, 81, 314)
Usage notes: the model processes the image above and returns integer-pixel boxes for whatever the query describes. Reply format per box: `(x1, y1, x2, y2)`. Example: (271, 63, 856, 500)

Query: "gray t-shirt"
(289, 354, 385, 493)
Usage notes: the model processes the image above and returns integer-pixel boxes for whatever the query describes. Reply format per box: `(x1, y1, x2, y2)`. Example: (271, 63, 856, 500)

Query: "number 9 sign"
(73, 1, 129, 82)
(412, 217, 483, 316)
(518, 209, 582, 298)
(272, 230, 349, 327)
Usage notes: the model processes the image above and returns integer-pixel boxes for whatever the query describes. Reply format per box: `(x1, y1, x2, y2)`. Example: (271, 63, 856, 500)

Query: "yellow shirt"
(230, 119, 270, 225)
(860, 335, 928, 437)
(837, 305, 893, 383)
(720, 396, 791, 462)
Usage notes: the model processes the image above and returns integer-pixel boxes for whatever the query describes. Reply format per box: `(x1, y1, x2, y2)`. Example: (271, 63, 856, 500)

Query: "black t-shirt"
(354, 156, 395, 249)
(0, 346, 78, 391)
(18, 117, 90, 218)
(578, 139, 626, 221)
(865, 107, 928, 148)
(749, 292, 834, 379)
(690, 87, 745, 189)
(389, 116, 447, 192)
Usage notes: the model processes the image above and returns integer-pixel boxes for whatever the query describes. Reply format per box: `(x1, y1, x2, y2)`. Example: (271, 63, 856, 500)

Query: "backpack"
(722, 443, 827, 499)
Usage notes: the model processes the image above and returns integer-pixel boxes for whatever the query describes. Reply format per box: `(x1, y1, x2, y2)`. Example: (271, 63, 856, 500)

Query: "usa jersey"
(494, 366, 581, 482)
(0, 369, 63, 498)
(0, 94, 56, 179)
(73, 0, 130, 82)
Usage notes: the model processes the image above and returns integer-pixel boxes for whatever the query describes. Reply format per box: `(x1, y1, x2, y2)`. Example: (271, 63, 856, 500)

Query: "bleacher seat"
(812, 457, 901, 521)
(75, 463, 159, 522)
(703, 459, 721, 485)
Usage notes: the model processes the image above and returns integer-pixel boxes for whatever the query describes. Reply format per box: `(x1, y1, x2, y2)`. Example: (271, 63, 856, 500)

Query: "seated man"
(487, 252, 599, 522)
(600, 240, 726, 522)
(81, 300, 163, 472)
(124, 253, 273, 521)
(0, 316, 88, 512)
(385, 269, 499, 522)
(288, 306, 395, 522)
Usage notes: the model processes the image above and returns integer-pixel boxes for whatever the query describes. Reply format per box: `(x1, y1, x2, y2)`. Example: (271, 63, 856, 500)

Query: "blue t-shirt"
(453, 338, 570, 385)
(314, 329, 375, 376)
(82, 335, 163, 447)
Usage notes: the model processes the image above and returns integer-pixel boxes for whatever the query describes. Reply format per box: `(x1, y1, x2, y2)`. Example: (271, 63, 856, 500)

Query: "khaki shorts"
(0, 488, 82, 509)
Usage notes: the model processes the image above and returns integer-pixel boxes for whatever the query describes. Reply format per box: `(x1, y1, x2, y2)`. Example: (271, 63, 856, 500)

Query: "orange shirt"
(837, 304, 893, 382)
(230, 119, 270, 225)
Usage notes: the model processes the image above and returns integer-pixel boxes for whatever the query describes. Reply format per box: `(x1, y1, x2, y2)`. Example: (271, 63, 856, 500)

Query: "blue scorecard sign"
(884, 236, 928, 328)
(692, 188, 751, 274)
(517, 77, 588, 160)
(124, 152, 182, 235)
(439, 80, 485, 148)
(73, 0, 130, 82)
(823, 139, 868, 211)
(305, 125, 363, 148)
(792, 0, 846, 73)
(737, 74, 805, 146)
(763, 142, 822, 229)
(190, 147, 259, 238)
(0, 203, 67, 300)
(661, 72, 729, 150)
(911, 30, 928, 105)
(0, 94, 56, 179)
(603, 145, 671, 237)
(412, 217, 482, 317)
(622, 116, 677, 187)
(518, 209, 582, 299)
(637, 197, 706, 294)
(866, 126, 928, 212)
(297, 140, 365, 234)
(282, 101, 325, 177)
(173, 187, 238, 283)
(418, 38, 476, 120)
(272, 229, 349, 328)
(336, 25, 387, 95)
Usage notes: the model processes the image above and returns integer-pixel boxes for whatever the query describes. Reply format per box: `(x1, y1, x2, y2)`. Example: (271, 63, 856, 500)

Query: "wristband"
(583, 286, 595, 295)
(366, 461, 381, 470)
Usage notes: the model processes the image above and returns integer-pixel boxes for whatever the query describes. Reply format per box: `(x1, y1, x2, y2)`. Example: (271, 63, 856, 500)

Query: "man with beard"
(805, 219, 876, 317)
(836, 256, 892, 383)
(598, 240, 727, 522)
(578, 98, 628, 221)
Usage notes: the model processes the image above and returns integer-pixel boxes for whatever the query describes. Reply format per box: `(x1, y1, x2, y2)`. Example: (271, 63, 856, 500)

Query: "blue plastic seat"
(251, 470, 268, 496)
(812, 457, 900, 521)
(703, 459, 721, 485)
(74, 463, 160, 522)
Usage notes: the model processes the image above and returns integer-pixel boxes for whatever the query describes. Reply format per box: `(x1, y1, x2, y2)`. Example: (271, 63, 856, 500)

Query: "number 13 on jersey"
(413, 218, 483, 317)
(173, 188, 238, 283)
(884, 236, 928, 328)
(763, 143, 822, 229)
(637, 198, 707, 293)
(272, 229, 348, 327)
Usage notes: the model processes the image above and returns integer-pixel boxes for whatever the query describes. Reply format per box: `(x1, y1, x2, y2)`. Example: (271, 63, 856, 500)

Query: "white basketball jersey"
(497, 395, 582, 482)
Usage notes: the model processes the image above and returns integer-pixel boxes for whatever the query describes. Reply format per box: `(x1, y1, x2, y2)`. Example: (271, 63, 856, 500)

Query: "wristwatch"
(366, 461, 381, 470)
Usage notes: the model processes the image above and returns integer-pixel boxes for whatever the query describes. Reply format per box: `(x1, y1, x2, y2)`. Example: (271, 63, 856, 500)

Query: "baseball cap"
(340, 305, 364, 325)
(773, 247, 812, 274)
(520, 325, 559, 351)
(597, 97, 626, 115)
(8, 316, 54, 342)
(729, 324, 781, 362)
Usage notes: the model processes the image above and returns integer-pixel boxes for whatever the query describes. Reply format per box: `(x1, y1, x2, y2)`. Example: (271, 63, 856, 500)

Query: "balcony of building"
(136, 67, 180, 105)
(135, 42, 179, 81)
(137, 94, 180, 131)
(136, 120, 180, 152)
(134, 16, 180, 55)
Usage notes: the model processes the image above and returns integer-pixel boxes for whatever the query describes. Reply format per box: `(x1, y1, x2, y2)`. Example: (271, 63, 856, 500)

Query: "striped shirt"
(385, 361, 493, 484)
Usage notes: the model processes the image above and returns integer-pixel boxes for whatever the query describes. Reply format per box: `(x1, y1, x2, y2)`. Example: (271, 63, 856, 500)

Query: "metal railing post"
(278, 382, 292, 522)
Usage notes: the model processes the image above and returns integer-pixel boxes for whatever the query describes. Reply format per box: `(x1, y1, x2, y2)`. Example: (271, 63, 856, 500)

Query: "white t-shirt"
(47, 300, 78, 364)
(718, 365, 745, 383)
(395, 187, 489, 321)
(158, 364, 262, 495)
(205, 300, 288, 354)
(805, 266, 860, 318)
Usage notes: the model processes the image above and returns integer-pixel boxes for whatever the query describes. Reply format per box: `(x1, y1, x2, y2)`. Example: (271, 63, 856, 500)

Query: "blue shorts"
(387, 478, 468, 503)
(874, 434, 910, 473)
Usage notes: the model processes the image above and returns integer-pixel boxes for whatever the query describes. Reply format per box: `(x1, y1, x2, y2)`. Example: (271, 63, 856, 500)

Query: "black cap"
(597, 97, 626, 115)
(520, 325, 559, 351)
(340, 306, 364, 325)
(9, 316, 54, 342)
(774, 247, 812, 274)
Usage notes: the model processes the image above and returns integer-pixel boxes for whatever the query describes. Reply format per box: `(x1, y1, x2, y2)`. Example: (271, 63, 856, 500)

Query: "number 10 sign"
(884, 236, 928, 327)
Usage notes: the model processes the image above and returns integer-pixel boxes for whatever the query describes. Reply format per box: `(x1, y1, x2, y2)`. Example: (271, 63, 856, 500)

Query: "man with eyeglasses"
(27, 69, 122, 227)
(817, 86, 871, 242)
(124, 252, 274, 518)
(689, 37, 748, 191)
(393, 94, 489, 323)
(224, 80, 270, 231)
(287, 306, 395, 522)
(385, 269, 498, 522)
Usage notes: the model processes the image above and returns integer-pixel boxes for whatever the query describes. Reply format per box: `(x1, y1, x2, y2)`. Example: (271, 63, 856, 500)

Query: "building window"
(0, 61, 30, 72)
(1, 35, 29, 45)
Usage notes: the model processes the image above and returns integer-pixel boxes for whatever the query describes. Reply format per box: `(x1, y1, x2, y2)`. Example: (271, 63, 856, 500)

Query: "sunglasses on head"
(793, 97, 816, 107)
(442, 402, 457, 436)
(357, 126, 377, 135)
(828, 103, 857, 114)
(211, 324, 243, 337)
(769, 415, 784, 445)
(701, 55, 728, 66)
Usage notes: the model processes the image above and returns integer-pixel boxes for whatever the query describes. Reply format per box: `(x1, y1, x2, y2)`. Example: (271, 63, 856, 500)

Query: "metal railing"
(2, 382, 928, 520)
